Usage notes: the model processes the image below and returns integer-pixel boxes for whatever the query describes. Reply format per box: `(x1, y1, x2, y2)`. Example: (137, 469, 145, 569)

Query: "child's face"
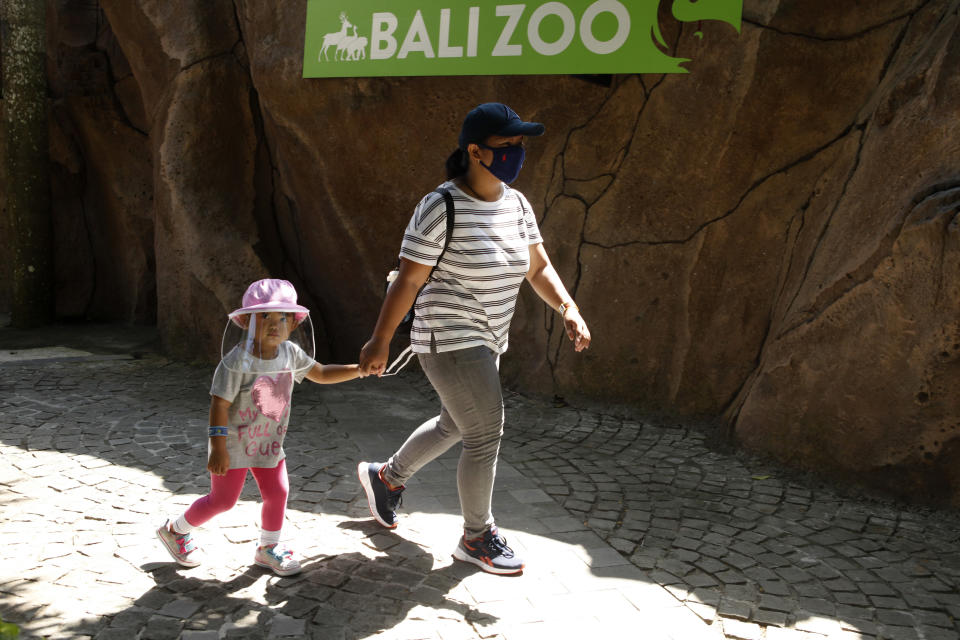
(245, 312, 296, 355)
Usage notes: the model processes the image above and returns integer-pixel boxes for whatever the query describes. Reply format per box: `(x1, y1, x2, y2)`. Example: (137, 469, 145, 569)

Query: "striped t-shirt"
(400, 180, 542, 354)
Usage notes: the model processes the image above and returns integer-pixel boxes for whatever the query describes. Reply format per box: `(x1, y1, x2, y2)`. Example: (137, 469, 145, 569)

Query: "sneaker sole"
(155, 527, 201, 568)
(357, 462, 398, 529)
(452, 547, 524, 575)
(254, 559, 301, 577)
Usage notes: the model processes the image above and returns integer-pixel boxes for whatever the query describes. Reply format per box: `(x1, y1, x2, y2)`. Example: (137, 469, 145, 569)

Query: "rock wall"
(6, 0, 960, 505)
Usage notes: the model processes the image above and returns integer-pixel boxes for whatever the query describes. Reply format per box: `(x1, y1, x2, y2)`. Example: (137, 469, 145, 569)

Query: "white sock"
(259, 529, 281, 547)
(172, 515, 194, 534)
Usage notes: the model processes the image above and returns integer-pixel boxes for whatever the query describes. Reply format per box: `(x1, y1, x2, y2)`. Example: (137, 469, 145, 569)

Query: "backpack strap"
(429, 187, 456, 278)
(396, 187, 456, 277)
(384, 188, 455, 376)
(514, 190, 530, 240)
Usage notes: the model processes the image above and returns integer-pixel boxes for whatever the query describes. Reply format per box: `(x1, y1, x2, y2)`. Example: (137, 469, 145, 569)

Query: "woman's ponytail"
(445, 148, 469, 179)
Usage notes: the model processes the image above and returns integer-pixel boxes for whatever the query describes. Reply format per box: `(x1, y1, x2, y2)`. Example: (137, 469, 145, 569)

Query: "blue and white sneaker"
(358, 461, 404, 528)
(453, 527, 524, 575)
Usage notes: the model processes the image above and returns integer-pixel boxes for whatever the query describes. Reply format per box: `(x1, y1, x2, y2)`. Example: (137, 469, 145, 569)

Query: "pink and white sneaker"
(254, 543, 301, 576)
(155, 519, 201, 567)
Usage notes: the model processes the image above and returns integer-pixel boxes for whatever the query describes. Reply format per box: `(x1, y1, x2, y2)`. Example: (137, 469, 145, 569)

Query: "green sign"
(303, 0, 742, 78)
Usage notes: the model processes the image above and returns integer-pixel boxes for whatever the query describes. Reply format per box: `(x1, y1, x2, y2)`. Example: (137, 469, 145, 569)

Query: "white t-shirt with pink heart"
(210, 342, 316, 469)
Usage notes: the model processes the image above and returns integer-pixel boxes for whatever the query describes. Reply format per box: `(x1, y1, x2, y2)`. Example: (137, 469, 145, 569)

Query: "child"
(156, 278, 362, 576)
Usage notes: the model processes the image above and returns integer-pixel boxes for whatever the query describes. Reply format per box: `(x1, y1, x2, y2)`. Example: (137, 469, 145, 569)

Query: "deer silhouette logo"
(318, 13, 368, 62)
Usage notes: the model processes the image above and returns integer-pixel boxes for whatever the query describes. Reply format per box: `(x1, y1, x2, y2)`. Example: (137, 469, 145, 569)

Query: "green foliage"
(0, 616, 20, 640)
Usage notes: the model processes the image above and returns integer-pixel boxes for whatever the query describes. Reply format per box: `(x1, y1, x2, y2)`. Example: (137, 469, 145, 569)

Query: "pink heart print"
(251, 373, 293, 422)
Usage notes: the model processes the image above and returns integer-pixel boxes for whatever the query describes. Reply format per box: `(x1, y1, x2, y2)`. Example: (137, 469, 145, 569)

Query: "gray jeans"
(382, 345, 503, 538)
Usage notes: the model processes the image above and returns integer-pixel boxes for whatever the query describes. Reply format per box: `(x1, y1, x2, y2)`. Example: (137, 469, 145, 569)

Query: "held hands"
(562, 307, 591, 352)
(359, 336, 390, 377)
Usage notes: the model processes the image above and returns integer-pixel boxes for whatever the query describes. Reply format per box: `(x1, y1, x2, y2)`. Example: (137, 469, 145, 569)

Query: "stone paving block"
(838, 615, 878, 635)
(860, 581, 898, 596)
(876, 609, 915, 627)
(793, 613, 842, 636)
(688, 588, 722, 607)
(269, 615, 306, 637)
(225, 628, 266, 640)
(743, 566, 778, 582)
(694, 557, 727, 574)
(698, 544, 727, 560)
(752, 609, 788, 627)
(657, 558, 695, 577)
(96, 629, 142, 640)
(899, 590, 940, 610)
(686, 601, 718, 623)
(133, 590, 178, 611)
(835, 591, 870, 606)
(792, 582, 830, 598)
(723, 553, 757, 570)
(141, 614, 184, 640)
(717, 599, 751, 621)
(674, 537, 702, 552)
(713, 570, 750, 587)
(915, 609, 953, 628)
(798, 597, 836, 617)
(721, 618, 762, 640)
(671, 549, 701, 564)
(870, 596, 908, 610)
(917, 627, 960, 640)
(158, 598, 202, 619)
(806, 563, 842, 580)
(756, 553, 790, 569)
(758, 580, 791, 596)
(763, 627, 809, 639)
(683, 572, 719, 589)
(628, 550, 662, 570)
(875, 624, 921, 640)
(758, 594, 793, 613)
(831, 631, 872, 640)
(548, 529, 609, 549)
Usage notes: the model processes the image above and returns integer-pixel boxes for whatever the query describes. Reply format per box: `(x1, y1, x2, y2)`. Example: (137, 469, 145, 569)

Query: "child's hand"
(207, 447, 230, 476)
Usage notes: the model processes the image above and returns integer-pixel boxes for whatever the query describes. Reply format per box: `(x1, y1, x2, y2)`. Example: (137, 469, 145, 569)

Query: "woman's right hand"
(359, 336, 391, 377)
(207, 443, 230, 476)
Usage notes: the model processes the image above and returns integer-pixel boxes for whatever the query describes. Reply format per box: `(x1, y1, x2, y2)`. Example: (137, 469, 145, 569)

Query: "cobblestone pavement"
(1, 327, 959, 640)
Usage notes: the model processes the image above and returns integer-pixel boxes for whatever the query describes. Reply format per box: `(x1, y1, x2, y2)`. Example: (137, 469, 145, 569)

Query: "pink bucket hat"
(229, 279, 309, 326)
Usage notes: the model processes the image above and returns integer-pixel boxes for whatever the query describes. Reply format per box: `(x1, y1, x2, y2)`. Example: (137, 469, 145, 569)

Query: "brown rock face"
(7, 0, 960, 504)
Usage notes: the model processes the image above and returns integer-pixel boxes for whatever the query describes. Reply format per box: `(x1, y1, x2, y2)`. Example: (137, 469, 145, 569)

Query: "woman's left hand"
(563, 308, 591, 352)
(359, 336, 391, 377)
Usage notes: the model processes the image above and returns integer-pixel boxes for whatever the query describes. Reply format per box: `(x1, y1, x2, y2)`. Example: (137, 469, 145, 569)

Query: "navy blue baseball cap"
(458, 103, 545, 149)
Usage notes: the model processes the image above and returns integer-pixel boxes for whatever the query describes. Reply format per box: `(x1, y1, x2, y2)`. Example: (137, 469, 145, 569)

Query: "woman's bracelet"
(558, 301, 579, 315)
(208, 426, 229, 437)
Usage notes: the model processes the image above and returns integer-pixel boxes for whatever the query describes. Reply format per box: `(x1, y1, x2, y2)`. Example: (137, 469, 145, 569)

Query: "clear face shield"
(220, 310, 315, 375)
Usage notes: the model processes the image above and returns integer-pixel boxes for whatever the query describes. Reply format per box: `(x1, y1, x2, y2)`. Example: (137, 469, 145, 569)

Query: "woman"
(358, 102, 591, 575)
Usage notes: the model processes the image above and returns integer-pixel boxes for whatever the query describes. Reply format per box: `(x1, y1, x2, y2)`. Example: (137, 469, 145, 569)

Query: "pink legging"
(184, 460, 289, 531)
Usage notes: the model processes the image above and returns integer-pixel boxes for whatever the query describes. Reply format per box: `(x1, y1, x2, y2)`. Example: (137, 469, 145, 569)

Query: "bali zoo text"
(343, 1, 632, 60)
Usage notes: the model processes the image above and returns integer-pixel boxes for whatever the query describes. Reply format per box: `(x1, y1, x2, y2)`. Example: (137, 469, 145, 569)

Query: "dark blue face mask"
(478, 143, 526, 184)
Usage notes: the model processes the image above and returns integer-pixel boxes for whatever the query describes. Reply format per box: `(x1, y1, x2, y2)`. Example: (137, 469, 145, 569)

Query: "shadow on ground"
(1, 324, 959, 639)
(55, 526, 494, 639)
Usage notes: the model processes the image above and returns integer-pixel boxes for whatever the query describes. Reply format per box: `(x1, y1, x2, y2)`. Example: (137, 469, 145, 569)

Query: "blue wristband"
(209, 426, 229, 437)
